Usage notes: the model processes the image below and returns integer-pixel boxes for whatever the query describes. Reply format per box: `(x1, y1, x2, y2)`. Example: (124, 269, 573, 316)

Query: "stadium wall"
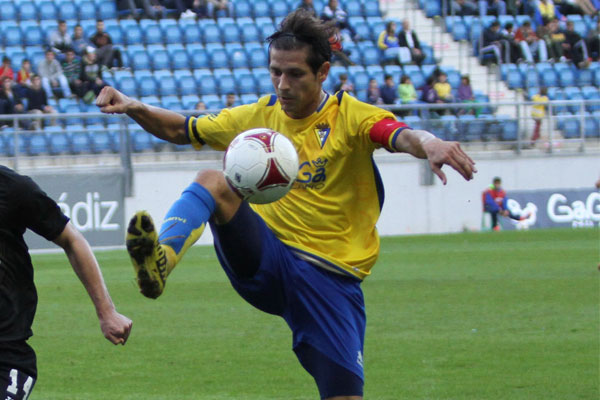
(126, 151, 599, 244)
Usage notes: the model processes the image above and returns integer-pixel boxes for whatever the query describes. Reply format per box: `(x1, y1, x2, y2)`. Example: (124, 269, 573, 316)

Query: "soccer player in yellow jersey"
(97, 10, 476, 400)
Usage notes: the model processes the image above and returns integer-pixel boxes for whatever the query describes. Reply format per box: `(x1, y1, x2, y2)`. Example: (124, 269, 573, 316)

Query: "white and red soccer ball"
(223, 128, 299, 204)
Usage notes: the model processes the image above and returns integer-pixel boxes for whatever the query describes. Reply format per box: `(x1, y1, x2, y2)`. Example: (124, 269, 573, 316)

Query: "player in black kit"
(0, 166, 132, 399)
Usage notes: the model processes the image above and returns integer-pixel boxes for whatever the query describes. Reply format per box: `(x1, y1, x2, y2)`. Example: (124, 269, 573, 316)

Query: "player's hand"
(99, 310, 132, 345)
(96, 86, 134, 115)
(423, 138, 477, 184)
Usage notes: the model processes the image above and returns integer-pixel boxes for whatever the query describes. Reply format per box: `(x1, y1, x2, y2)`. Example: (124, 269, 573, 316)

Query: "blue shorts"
(210, 203, 366, 393)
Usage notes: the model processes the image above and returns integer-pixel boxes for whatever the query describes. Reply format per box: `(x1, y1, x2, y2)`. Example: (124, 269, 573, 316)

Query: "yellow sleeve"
(377, 31, 387, 50)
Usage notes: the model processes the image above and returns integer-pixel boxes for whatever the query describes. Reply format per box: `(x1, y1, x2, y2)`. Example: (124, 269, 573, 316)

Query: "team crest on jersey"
(314, 123, 330, 148)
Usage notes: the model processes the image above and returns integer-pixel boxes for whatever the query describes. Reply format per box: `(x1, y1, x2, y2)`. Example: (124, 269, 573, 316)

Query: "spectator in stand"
(195, 101, 207, 112)
(555, 0, 597, 16)
(72, 25, 90, 56)
(586, 19, 600, 61)
(541, 18, 566, 62)
(48, 20, 73, 60)
(530, 87, 548, 145)
(0, 77, 24, 117)
(482, 177, 526, 231)
(479, 0, 507, 16)
(80, 47, 107, 104)
(433, 71, 454, 115)
(397, 75, 417, 117)
(297, 0, 317, 17)
(0, 57, 15, 81)
(534, 0, 565, 26)
(38, 49, 72, 99)
(16, 59, 33, 98)
(398, 19, 426, 66)
(421, 75, 446, 116)
(225, 92, 237, 108)
(89, 20, 123, 70)
(398, 75, 417, 103)
(502, 22, 521, 63)
(329, 27, 354, 66)
(378, 21, 401, 65)
(480, 20, 505, 64)
(379, 74, 398, 105)
(366, 78, 382, 105)
(321, 0, 359, 41)
(62, 49, 85, 99)
(506, 0, 525, 15)
(25, 75, 57, 129)
(206, 0, 232, 18)
(118, 0, 165, 20)
(515, 20, 548, 63)
(456, 75, 479, 116)
(333, 73, 355, 95)
(451, 0, 479, 16)
(563, 20, 591, 68)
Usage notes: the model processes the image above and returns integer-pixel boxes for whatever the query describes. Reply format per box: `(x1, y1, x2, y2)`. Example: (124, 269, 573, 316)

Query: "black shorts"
(0, 341, 37, 400)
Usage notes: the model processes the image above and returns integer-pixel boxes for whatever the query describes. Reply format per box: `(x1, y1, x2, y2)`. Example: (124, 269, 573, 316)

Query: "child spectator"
(334, 73, 355, 95)
(80, 48, 107, 104)
(0, 57, 15, 81)
(457, 75, 480, 116)
(15, 59, 33, 98)
(397, 75, 417, 117)
(530, 87, 548, 145)
(89, 20, 123, 69)
(366, 78, 382, 105)
(72, 25, 90, 56)
(25, 75, 57, 129)
(379, 74, 398, 105)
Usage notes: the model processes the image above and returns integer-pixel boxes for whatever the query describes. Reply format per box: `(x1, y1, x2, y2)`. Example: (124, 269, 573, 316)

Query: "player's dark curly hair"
(266, 9, 335, 74)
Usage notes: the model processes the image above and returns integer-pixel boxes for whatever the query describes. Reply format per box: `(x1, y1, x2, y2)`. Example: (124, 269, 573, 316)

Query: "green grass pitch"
(29, 228, 599, 400)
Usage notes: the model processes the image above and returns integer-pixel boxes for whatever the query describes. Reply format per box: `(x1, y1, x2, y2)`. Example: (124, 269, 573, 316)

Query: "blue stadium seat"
(186, 44, 209, 69)
(213, 68, 235, 95)
(129, 49, 151, 70)
(140, 95, 161, 107)
(182, 21, 201, 44)
(0, 1, 17, 21)
(206, 43, 228, 69)
(384, 65, 402, 86)
(78, 1, 97, 20)
(240, 93, 259, 104)
(174, 70, 197, 96)
(348, 65, 369, 91)
(359, 43, 380, 66)
(57, 0, 77, 20)
(144, 22, 163, 45)
(25, 46, 45, 68)
(155, 70, 177, 96)
(366, 65, 384, 83)
(234, 0, 252, 18)
(403, 65, 425, 90)
(148, 45, 170, 70)
(125, 24, 143, 45)
(257, 18, 275, 41)
(593, 65, 600, 86)
(245, 43, 267, 69)
(367, 17, 385, 42)
(576, 67, 593, 86)
(128, 123, 153, 152)
(553, 63, 575, 87)
(227, 44, 249, 69)
(234, 68, 257, 95)
(506, 68, 523, 89)
(135, 71, 158, 97)
(70, 124, 92, 154)
(452, 19, 469, 41)
(556, 112, 580, 138)
(180, 95, 199, 110)
(252, 0, 270, 18)
(345, 0, 362, 17)
(116, 74, 137, 97)
(23, 25, 44, 46)
(202, 94, 222, 110)
(87, 124, 114, 153)
(161, 95, 182, 111)
(5, 47, 26, 68)
(219, 20, 241, 43)
(3, 26, 23, 46)
(239, 22, 260, 43)
(27, 131, 49, 156)
(271, 1, 289, 17)
(363, 0, 381, 17)
(105, 24, 124, 45)
(565, 86, 584, 113)
(201, 20, 221, 43)
(18, 2, 37, 20)
(497, 115, 518, 141)
(169, 47, 190, 70)
(46, 126, 70, 155)
(194, 69, 218, 96)
(97, 1, 117, 19)
(252, 68, 272, 95)
(38, 1, 57, 20)
(582, 85, 600, 112)
(163, 24, 182, 44)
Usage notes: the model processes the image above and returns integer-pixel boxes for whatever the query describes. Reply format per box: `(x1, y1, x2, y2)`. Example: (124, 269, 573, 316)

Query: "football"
(223, 128, 299, 204)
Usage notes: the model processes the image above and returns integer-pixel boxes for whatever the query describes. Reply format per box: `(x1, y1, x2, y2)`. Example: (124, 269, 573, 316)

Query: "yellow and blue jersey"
(186, 92, 398, 280)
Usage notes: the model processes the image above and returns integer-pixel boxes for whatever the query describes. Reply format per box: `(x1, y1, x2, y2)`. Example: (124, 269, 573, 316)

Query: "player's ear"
(317, 61, 330, 84)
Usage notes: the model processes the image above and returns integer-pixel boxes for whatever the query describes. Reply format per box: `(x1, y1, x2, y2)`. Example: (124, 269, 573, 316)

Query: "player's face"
(269, 47, 329, 119)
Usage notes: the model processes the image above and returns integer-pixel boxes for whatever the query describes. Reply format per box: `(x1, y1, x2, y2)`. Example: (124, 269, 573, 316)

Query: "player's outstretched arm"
(53, 222, 133, 345)
(393, 129, 477, 184)
(95, 86, 188, 144)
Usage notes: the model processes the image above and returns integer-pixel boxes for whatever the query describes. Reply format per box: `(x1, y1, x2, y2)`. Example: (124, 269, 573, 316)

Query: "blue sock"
(158, 182, 216, 255)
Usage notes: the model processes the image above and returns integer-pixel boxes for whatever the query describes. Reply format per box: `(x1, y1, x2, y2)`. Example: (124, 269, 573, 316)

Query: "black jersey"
(0, 166, 69, 345)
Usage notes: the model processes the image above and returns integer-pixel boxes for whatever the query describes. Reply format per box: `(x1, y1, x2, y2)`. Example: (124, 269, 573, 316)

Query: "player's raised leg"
(127, 170, 241, 298)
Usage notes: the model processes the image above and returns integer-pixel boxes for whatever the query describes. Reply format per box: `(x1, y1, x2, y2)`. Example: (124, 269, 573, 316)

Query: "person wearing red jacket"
(482, 177, 525, 230)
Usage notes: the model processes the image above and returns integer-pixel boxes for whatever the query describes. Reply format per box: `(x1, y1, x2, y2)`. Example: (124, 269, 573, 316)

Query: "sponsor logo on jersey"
(294, 158, 328, 189)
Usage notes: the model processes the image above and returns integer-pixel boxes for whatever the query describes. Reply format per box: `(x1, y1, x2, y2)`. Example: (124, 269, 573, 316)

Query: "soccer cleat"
(126, 211, 172, 299)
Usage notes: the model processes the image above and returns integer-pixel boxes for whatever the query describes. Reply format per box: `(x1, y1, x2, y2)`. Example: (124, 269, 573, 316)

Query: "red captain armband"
(369, 119, 410, 150)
